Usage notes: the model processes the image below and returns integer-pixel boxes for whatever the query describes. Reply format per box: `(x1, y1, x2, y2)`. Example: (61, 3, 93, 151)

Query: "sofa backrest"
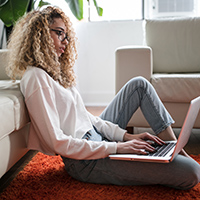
(0, 49, 10, 80)
(145, 18, 200, 73)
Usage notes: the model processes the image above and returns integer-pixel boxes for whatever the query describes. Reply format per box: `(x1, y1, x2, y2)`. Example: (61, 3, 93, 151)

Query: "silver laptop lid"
(171, 96, 200, 160)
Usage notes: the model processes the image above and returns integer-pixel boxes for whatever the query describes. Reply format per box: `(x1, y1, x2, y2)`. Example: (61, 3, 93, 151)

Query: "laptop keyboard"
(147, 142, 176, 157)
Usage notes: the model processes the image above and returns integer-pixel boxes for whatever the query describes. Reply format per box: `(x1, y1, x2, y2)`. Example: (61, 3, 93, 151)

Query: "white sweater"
(20, 67, 126, 160)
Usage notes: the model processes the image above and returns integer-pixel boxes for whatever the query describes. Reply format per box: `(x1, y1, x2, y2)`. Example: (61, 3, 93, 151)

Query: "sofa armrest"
(115, 46, 152, 93)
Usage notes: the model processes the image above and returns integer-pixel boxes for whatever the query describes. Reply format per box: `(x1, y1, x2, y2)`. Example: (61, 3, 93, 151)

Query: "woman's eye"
(56, 31, 62, 36)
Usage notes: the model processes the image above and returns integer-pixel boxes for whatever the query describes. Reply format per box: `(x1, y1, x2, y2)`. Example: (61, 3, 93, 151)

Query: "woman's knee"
(175, 156, 200, 190)
(128, 76, 148, 87)
(184, 161, 200, 189)
(124, 76, 150, 93)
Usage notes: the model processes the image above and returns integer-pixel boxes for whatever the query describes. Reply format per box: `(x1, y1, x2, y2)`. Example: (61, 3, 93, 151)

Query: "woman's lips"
(59, 47, 65, 53)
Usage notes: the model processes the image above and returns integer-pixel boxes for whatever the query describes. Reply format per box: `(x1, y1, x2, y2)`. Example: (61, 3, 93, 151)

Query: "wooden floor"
(0, 106, 200, 193)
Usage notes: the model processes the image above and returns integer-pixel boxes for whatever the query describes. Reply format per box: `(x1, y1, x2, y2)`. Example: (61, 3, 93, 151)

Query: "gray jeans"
(62, 77, 200, 189)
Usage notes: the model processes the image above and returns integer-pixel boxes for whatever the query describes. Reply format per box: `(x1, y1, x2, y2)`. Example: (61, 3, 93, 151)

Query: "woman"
(7, 6, 200, 189)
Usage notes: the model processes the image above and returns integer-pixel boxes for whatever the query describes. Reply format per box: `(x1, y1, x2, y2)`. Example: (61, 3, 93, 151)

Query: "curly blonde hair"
(6, 6, 78, 88)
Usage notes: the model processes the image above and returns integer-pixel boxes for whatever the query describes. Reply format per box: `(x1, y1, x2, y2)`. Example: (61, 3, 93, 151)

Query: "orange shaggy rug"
(0, 153, 200, 200)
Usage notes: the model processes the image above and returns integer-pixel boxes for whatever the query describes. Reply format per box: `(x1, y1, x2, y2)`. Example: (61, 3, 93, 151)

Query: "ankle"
(157, 126, 177, 141)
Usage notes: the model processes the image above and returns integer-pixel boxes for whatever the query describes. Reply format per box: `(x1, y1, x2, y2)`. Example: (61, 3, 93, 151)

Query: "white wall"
(74, 20, 144, 106)
(0, 15, 144, 106)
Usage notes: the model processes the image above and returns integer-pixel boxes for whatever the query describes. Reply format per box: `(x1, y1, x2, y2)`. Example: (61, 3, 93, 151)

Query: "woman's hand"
(123, 132, 165, 144)
(116, 132, 165, 155)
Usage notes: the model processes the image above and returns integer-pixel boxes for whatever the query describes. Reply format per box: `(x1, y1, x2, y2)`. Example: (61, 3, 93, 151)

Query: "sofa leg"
(126, 127, 134, 134)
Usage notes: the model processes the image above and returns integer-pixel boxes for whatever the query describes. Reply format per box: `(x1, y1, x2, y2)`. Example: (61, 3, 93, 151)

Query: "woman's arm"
(25, 86, 118, 159)
(86, 111, 126, 142)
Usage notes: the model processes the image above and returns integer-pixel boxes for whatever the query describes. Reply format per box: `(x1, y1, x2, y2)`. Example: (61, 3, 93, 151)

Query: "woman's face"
(49, 18, 68, 57)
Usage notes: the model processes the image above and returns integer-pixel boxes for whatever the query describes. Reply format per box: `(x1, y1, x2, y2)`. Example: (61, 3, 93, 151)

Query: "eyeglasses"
(50, 29, 70, 42)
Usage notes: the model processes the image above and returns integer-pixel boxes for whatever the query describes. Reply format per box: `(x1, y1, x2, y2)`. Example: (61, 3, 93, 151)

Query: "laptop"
(109, 96, 200, 163)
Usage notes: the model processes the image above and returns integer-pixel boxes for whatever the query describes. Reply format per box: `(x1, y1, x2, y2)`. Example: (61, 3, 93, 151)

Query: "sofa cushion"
(151, 73, 200, 103)
(0, 80, 30, 139)
(0, 96, 15, 139)
(146, 18, 200, 73)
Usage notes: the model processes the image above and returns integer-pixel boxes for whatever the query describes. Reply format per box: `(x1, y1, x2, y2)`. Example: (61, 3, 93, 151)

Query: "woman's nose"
(62, 38, 69, 45)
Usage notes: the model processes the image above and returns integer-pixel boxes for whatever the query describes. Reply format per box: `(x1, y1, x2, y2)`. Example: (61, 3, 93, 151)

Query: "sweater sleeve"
(87, 111, 126, 142)
(25, 86, 117, 160)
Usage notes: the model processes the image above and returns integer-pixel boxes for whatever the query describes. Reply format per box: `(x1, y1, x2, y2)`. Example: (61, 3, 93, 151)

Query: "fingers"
(117, 139, 155, 154)
(150, 135, 165, 145)
(139, 132, 165, 145)
(131, 148, 149, 155)
(117, 133, 166, 155)
(132, 140, 155, 153)
(125, 139, 156, 155)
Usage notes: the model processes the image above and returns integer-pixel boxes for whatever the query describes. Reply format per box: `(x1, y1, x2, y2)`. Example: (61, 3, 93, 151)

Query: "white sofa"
(0, 49, 30, 178)
(116, 17, 200, 130)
